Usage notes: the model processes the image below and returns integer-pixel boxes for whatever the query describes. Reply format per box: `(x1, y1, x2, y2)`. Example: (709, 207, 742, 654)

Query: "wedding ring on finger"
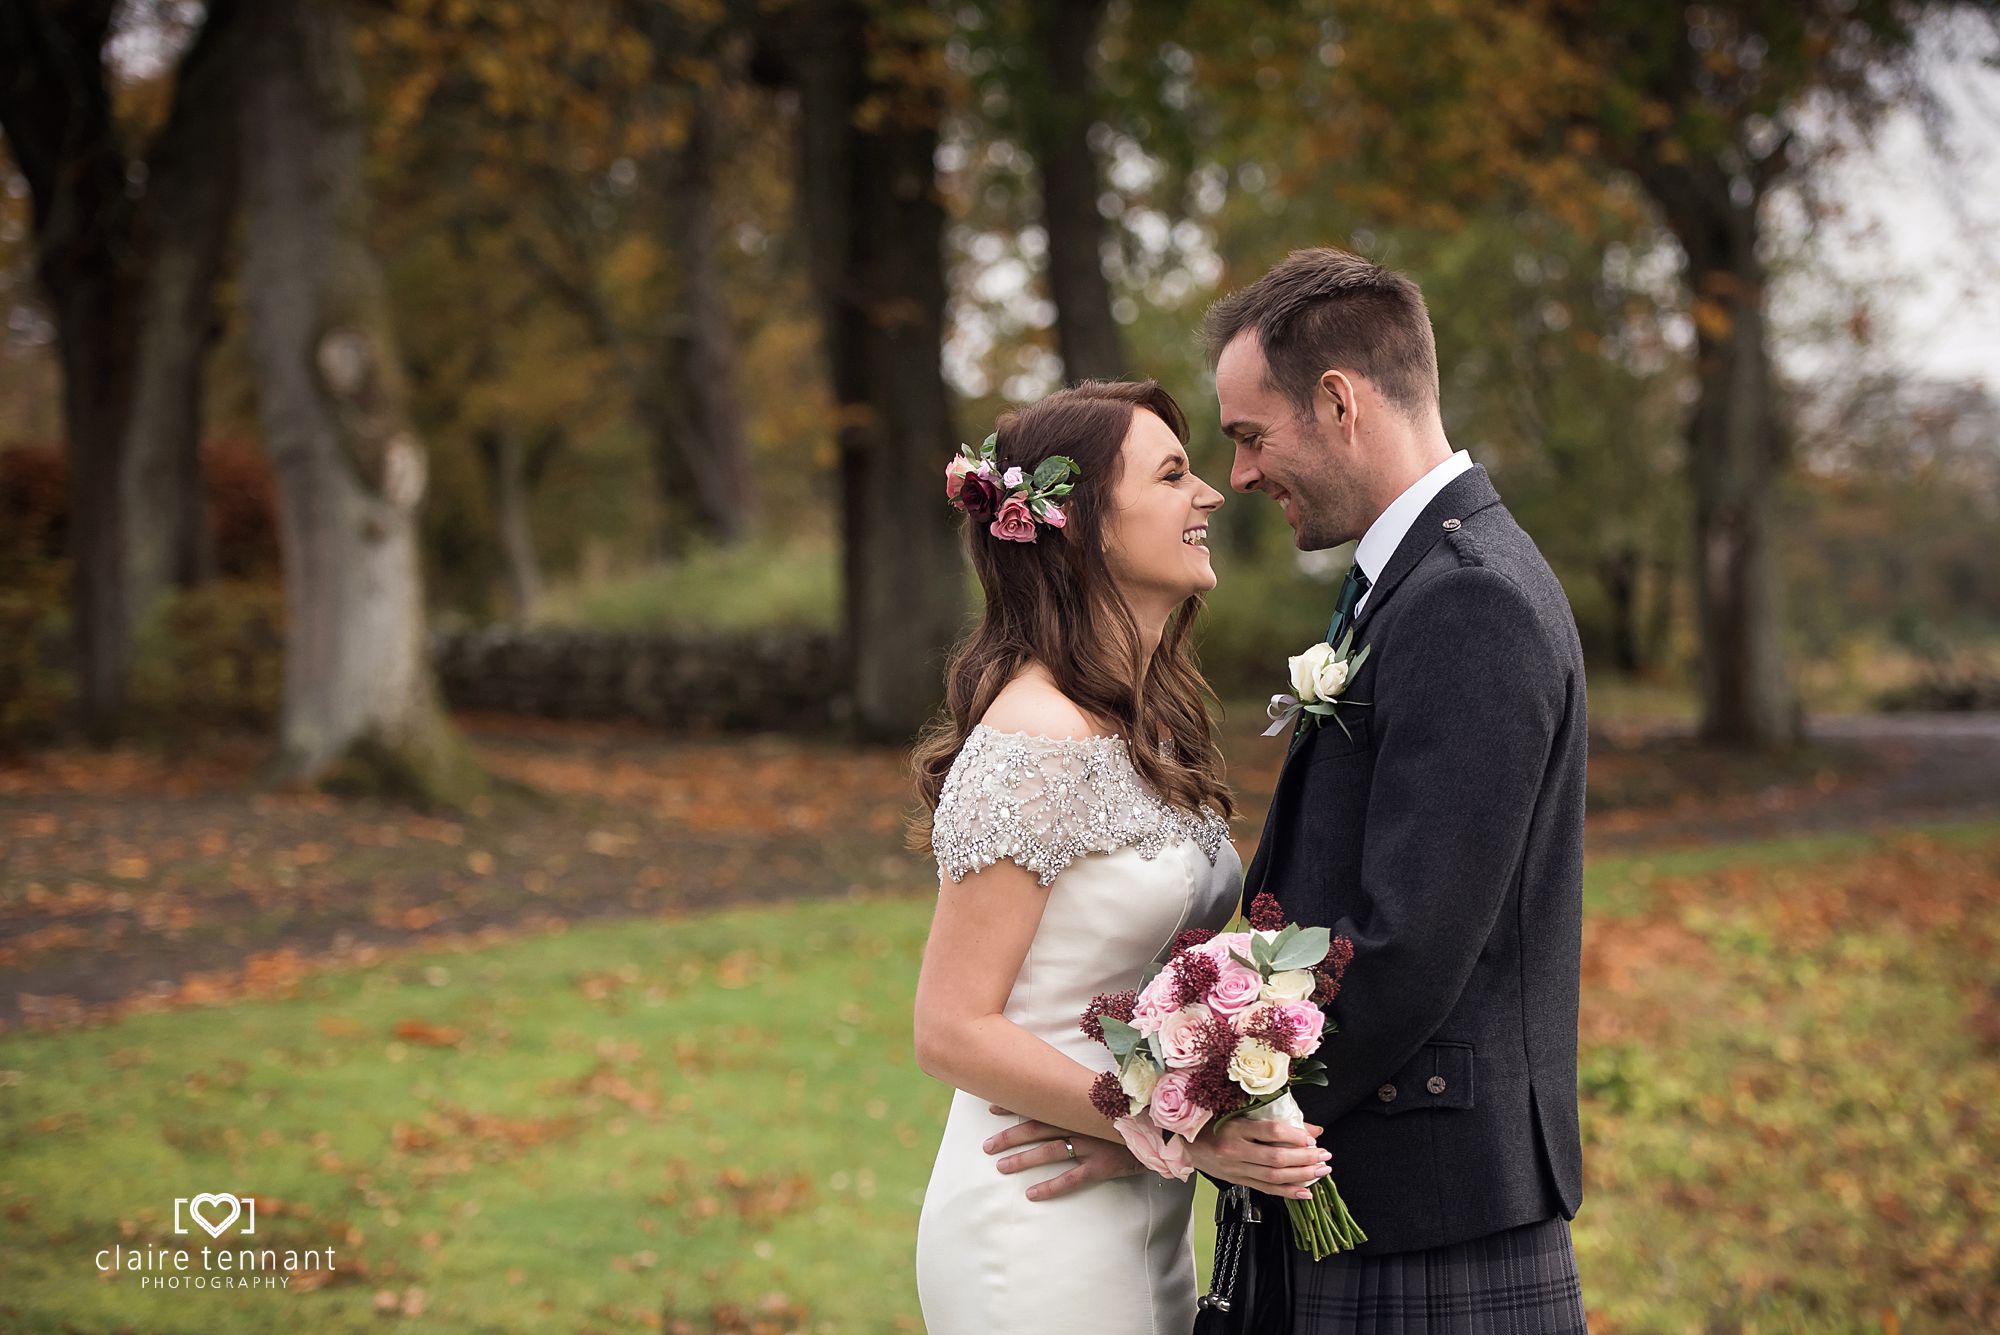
(1063, 1138, 1076, 1161)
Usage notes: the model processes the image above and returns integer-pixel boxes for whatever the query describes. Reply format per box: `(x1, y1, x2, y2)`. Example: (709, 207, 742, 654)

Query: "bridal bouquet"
(1081, 893, 1367, 1259)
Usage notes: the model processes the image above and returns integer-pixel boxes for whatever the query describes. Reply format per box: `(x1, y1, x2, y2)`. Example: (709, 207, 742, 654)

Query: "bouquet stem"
(1284, 1176, 1367, 1260)
(1244, 1091, 1367, 1259)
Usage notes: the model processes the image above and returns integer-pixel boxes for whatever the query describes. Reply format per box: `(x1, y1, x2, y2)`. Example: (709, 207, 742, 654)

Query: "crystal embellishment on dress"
(931, 724, 1231, 887)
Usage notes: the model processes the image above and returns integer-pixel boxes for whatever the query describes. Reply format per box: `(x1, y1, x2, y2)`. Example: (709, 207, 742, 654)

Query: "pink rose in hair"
(989, 494, 1039, 543)
(945, 454, 975, 504)
(1040, 501, 1066, 529)
(1149, 1071, 1214, 1140)
(1113, 1115, 1193, 1182)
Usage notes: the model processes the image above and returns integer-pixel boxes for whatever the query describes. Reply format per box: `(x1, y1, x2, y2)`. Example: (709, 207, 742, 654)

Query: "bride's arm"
(912, 853, 1114, 1145)
(915, 859, 1328, 1204)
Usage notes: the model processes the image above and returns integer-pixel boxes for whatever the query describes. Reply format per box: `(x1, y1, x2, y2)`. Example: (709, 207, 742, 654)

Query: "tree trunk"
(1645, 554, 1675, 677)
(1024, 0, 1127, 384)
(517, 148, 751, 553)
(1646, 166, 1802, 750)
(1686, 273, 1802, 748)
(481, 425, 546, 621)
(0, 0, 243, 739)
(1598, 545, 1640, 675)
(790, 0, 965, 741)
(0, 1, 138, 740)
(658, 96, 755, 545)
(122, 0, 243, 602)
(237, 0, 481, 802)
(45, 234, 136, 743)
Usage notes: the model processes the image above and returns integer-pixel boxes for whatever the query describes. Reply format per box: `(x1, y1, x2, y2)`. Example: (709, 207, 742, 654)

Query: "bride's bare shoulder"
(977, 671, 1114, 742)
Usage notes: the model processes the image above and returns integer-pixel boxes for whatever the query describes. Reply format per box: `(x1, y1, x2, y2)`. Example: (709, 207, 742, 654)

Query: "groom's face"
(1216, 332, 1353, 550)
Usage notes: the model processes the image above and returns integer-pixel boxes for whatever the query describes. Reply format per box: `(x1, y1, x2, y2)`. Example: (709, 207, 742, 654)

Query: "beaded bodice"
(930, 725, 1232, 887)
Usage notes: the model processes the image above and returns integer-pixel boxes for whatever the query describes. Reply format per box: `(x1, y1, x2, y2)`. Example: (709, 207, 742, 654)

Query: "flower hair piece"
(944, 431, 1080, 543)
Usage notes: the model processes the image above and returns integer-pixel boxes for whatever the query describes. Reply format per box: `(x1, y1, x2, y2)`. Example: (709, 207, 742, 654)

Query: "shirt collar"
(1353, 449, 1474, 590)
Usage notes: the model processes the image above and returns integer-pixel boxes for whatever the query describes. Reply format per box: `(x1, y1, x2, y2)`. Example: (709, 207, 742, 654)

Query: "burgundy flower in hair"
(957, 469, 1004, 523)
(945, 431, 1078, 538)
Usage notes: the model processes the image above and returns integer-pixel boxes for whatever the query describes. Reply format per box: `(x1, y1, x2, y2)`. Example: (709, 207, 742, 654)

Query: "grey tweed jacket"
(1242, 462, 1587, 1255)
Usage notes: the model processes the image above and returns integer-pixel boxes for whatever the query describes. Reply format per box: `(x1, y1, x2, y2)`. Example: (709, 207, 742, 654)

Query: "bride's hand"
(1183, 1115, 1331, 1200)
(982, 1104, 1141, 1201)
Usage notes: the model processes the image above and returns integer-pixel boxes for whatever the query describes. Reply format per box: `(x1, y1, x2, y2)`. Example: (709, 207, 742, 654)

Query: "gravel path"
(3, 710, 1995, 1031)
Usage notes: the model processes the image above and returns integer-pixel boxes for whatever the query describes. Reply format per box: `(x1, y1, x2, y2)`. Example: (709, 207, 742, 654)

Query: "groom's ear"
(1319, 369, 1358, 436)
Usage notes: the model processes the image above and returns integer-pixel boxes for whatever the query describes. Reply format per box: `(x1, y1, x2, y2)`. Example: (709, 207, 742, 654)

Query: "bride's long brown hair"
(909, 380, 1234, 846)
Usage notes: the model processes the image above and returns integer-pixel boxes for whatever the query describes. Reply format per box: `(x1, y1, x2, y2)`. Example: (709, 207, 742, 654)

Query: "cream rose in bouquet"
(1080, 892, 1367, 1259)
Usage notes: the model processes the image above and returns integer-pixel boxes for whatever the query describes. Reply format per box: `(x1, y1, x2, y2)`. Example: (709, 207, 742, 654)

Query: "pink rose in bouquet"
(1206, 965, 1266, 1019)
(1130, 982, 1178, 1037)
(1272, 1000, 1326, 1055)
(1155, 1006, 1212, 1069)
(1111, 1114, 1192, 1180)
(1149, 1071, 1214, 1140)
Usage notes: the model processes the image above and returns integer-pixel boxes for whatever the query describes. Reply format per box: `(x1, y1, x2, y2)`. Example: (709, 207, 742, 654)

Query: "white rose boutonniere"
(1264, 626, 1373, 741)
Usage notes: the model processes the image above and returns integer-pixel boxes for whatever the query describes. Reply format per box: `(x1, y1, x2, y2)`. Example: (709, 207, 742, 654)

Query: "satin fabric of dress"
(916, 833, 1243, 1333)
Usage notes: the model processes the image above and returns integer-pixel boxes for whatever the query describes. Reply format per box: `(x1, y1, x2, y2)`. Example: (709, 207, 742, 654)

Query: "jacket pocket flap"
(1362, 1041, 1474, 1114)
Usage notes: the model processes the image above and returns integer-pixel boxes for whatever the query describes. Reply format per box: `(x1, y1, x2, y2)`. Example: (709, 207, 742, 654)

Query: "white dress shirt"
(1352, 449, 1473, 616)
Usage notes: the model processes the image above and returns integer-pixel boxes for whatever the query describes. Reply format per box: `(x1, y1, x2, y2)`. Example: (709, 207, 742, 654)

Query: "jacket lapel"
(1351, 463, 1503, 634)
(1245, 464, 1505, 905)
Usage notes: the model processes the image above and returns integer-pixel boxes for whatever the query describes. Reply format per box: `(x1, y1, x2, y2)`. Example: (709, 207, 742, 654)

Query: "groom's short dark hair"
(1203, 247, 1440, 420)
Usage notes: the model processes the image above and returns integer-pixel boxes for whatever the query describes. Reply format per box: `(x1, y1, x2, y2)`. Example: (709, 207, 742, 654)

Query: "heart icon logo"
(187, 1193, 242, 1238)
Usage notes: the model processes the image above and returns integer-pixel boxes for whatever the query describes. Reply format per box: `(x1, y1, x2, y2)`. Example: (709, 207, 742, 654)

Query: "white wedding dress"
(916, 725, 1243, 1334)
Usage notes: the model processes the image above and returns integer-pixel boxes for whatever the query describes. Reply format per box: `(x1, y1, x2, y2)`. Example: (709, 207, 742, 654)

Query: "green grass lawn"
(3, 819, 1996, 1332)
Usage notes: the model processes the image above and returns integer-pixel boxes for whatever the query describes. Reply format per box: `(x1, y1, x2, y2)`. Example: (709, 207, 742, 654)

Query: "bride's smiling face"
(1101, 408, 1227, 609)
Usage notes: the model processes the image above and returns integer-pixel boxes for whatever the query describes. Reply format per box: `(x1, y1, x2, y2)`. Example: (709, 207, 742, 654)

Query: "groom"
(1190, 248, 1590, 1332)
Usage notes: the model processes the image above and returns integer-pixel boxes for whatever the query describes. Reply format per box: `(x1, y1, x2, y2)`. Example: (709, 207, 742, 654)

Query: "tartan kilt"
(1288, 1215, 1588, 1334)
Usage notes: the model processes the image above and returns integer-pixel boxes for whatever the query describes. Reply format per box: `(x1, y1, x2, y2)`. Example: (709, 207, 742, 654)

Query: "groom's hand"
(1184, 1118, 1332, 1201)
(982, 1104, 1142, 1202)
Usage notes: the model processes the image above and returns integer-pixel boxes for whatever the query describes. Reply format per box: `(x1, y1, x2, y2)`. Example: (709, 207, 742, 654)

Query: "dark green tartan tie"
(1292, 562, 1371, 746)
(1325, 561, 1371, 647)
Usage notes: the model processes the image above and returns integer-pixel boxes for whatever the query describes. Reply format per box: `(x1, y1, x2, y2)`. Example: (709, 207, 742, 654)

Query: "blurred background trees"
(3, 0, 1998, 770)
(0, 0, 243, 739)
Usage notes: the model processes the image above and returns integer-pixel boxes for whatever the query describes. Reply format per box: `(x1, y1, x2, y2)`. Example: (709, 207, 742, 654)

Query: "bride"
(908, 380, 1325, 1333)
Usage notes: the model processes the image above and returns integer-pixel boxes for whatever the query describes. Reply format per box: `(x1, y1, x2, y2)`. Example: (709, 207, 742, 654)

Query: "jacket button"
(1376, 1084, 1397, 1103)
(1441, 518, 1461, 530)
(1427, 1075, 1447, 1095)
